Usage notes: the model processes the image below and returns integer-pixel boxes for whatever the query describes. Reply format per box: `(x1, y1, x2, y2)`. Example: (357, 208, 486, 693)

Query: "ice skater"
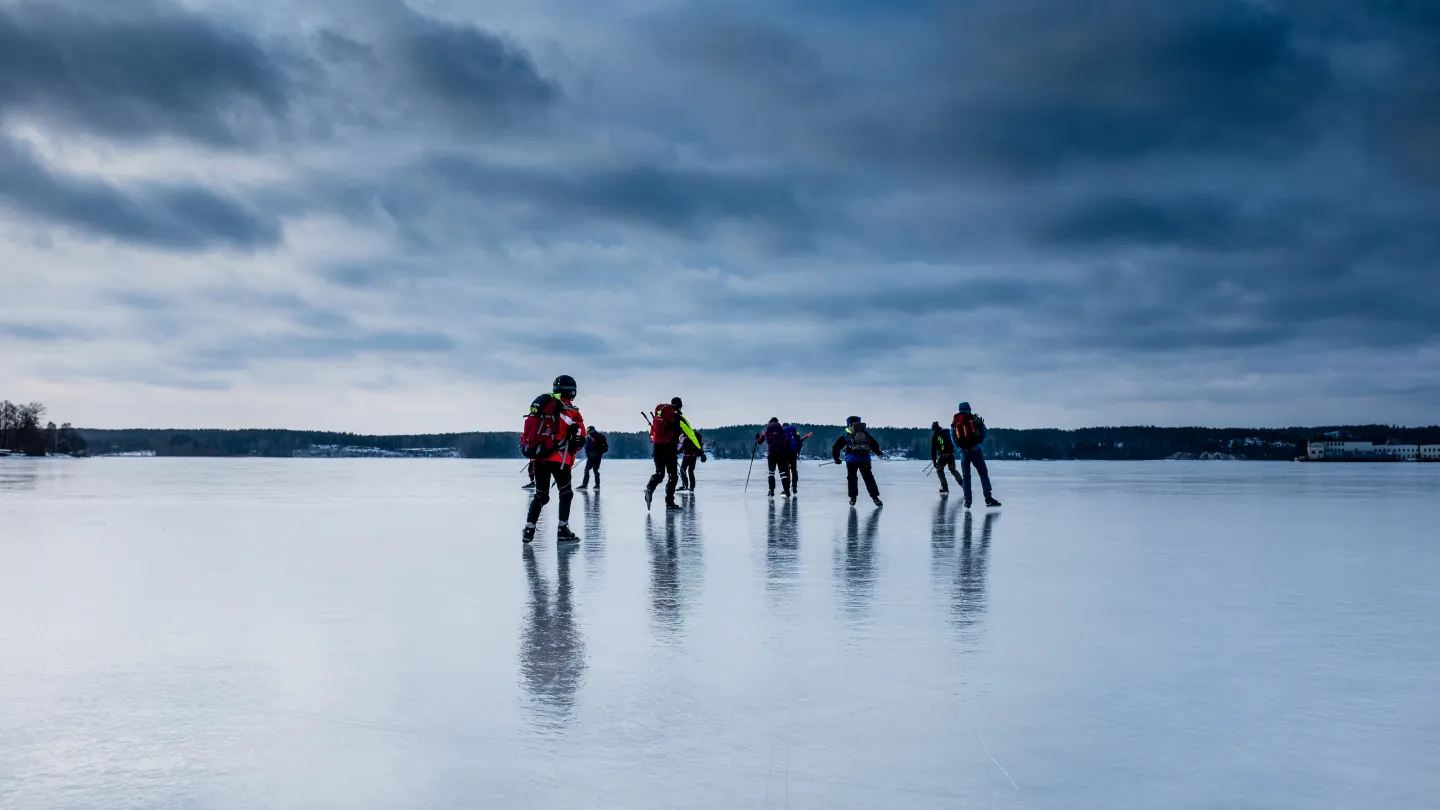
(577, 428, 607, 490)
(930, 421, 963, 494)
(952, 402, 1001, 509)
(678, 428, 706, 491)
(755, 417, 791, 497)
(831, 415, 883, 507)
(519, 375, 587, 543)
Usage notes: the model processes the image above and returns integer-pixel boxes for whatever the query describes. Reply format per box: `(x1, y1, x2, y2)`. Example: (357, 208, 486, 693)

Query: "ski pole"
(744, 442, 758, 492)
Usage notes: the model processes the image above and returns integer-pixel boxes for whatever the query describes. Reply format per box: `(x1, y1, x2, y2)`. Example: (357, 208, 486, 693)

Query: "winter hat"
(956, 402, 972, 413)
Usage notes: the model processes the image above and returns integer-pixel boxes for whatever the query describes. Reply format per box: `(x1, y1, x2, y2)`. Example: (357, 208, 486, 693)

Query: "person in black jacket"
(578, 429, 608, 490)
(677, 429, 707, 491)
(930, 421, 963, 494)
(831, 415, 883, 507)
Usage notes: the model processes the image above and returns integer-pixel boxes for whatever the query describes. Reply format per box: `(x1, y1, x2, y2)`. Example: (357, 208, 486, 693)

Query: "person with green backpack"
(930, 421, 963, 495)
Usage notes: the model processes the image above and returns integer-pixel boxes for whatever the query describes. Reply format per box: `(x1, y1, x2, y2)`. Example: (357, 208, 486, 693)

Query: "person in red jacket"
(519, 375, 586, 543)
(646, 397, 699, 510)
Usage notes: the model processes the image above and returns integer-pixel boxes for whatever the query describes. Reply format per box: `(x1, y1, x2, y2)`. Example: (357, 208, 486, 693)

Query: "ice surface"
(1, 458, 1437, 809)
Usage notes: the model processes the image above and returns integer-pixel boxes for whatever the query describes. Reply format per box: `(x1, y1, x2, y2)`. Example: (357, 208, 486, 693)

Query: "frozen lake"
(1, 458, 1437, 809)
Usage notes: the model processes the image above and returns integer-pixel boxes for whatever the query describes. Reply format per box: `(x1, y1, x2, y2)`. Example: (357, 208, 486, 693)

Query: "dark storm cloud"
(384, 2, 559, 125)
(0, 0, 560, 146)
(1034, 195, 1277, 250)
(418, 155, 817, 242)
(0, 0, 292, 147)
(0, 136, 281, 251)
(837, 0, 1332, 176)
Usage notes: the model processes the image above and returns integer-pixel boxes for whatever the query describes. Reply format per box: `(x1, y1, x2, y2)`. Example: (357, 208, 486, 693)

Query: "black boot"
(666, 499, 683, 510)
(644, 486, 654, 510)
(522, 525, 536, 543)
(557, 524, 581, 543)
(985, 496, 1002, 507)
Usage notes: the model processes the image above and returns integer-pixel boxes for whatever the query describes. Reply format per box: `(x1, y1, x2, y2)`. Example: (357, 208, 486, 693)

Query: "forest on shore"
(1, 400, 87, 456)
(72, 424, 1440, 461)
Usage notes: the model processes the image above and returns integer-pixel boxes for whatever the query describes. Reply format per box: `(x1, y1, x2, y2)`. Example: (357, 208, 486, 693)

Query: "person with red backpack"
(646, 397, 699, 510)
(755, 417, 791, 497)
(519, 375, 587, 543)
(952, 402, 1001, 509)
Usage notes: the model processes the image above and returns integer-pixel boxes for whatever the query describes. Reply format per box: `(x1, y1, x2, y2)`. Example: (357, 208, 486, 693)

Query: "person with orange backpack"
(952, 402, 1001, 509)
(645, 397, 699, 510)
(519, 375, 587, 543)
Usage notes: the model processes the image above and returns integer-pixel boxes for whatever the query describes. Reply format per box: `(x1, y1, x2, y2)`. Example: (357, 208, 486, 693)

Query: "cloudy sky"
(1, 0, 1436, 432)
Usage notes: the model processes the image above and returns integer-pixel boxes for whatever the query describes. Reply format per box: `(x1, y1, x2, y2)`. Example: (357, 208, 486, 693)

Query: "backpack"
(521, 395, 563, 457)
(953, 413, 981, 448)
(934, 431, 954, 455)
(650, 403, 680, 444)
(764, 421, 786, 454)
(846, 423, 873, 457)
(783, 425, 801, 453)
(593, 432, 609, 454)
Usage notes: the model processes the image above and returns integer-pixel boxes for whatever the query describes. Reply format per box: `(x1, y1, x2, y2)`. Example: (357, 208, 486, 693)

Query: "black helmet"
(553, 374, 577, 396)
(671, 396, 683, 409)
(932, 421, 942, 431)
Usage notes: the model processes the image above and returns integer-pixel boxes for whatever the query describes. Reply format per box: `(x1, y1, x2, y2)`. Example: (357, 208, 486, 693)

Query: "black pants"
(767, 454, 791, 495)
(648, 444, 679, 502)
(581, 455, 602, 487)
(934, 454, 963, 491)
(680, 454, 699, 489)
(786, 453, 799, 491)
(526, 460, 574, 524)
(961, 447, 992, 501)
(846, 461, 880, 500)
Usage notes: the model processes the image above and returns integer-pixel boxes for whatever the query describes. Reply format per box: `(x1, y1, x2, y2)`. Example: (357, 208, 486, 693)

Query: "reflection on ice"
(645, 505, 703, 641)
(579, 489, 605, 577)
(764, 497, 800, 600)
(519, 544, 587, 732)
(835, 506, 881, 618)
(931, 506, 996, 638)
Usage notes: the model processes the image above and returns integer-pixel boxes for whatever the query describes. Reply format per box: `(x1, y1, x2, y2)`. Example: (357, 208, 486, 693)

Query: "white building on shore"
(1307, 441, 1440, 461)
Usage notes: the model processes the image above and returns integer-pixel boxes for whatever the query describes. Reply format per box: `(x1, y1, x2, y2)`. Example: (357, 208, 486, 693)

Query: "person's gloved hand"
(701, 455, 708, 463)
(833, 459, 841, 465)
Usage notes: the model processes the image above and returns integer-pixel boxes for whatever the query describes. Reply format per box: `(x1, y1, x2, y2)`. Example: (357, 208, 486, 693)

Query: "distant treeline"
(1, 400, 86, 456)
(75, 424, 1440, 461)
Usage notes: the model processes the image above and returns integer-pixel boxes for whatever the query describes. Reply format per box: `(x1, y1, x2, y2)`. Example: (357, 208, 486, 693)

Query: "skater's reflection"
(765, 497, 800, 599)
(930, 498, 958, 552)
(519, 543, 587, 731)
(933, 510, 996, 636)
(580, 489, 605, 579)
(836, 505, 880, 618)
(646, 503, 703, 641)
